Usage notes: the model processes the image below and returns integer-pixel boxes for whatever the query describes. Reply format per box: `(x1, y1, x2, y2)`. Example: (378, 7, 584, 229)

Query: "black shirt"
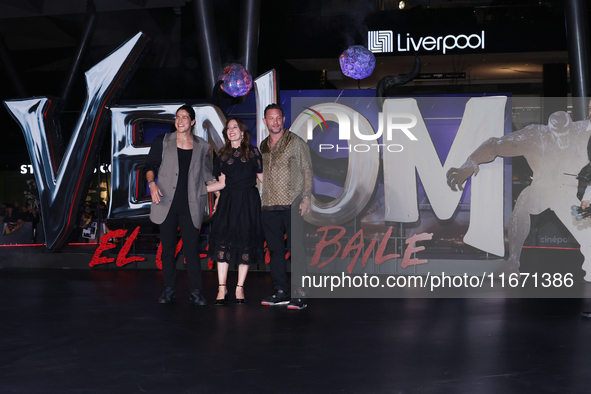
(171, 148, 192, 214)
(145, 134, 196, 215)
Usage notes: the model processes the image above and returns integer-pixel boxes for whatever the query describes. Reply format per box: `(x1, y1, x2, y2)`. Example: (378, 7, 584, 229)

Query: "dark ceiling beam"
(192, 0, 221, 99)
(564, 0, 590, 121)
(239, 0, 261, 77)
(60, 0, 98, 109)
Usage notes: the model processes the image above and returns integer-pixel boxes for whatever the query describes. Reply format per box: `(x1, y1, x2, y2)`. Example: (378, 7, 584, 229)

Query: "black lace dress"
(209, 145, 264, 265)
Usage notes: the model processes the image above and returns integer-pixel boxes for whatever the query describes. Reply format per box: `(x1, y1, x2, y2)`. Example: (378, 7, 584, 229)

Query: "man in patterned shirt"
(260, 103, 313, 310)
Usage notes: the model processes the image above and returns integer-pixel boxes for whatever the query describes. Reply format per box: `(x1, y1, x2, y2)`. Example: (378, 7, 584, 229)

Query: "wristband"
(148, 181, 155, 186)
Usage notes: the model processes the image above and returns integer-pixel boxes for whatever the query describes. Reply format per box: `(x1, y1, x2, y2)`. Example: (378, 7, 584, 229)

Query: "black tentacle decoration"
(376, 56, 421, 111)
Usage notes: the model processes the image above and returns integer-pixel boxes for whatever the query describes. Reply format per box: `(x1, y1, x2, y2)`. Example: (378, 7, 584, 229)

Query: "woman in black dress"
(209, 117, 264, 305)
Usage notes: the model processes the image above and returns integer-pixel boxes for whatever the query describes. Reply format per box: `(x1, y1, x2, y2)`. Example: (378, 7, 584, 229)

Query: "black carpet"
(1, 267, 590, 393)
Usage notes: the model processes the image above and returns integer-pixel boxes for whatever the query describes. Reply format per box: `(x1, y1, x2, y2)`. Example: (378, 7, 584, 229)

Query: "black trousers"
(159, 210, 202, 291)
(261, 204, 305, 296)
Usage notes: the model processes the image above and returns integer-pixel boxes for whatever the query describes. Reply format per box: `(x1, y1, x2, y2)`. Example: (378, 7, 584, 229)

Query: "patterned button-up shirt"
(260, 129, 312, 210)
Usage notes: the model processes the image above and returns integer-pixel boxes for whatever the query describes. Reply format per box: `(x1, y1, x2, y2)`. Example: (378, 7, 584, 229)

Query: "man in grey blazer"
(145, 105, 217, 305)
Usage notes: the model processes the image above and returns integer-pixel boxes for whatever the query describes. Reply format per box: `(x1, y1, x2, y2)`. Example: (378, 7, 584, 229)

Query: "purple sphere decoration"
(218, 63, 253, 97)
(339, 45, 376, 80)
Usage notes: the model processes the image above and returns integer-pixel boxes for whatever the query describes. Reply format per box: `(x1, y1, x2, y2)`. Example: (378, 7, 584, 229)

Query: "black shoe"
(261, 290, 290, 306)
(236, 284, 245, 305)
(287, 298, 307, 310)
(190, 289, 207, 306)
(158, 287, 176, 304)
(214, 284, 227, 305)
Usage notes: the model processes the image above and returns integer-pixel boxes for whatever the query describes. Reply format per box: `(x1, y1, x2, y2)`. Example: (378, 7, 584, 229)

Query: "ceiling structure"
(288, 51, 570, 90)
(0, 0, 185, 17)
(0, 0, 572, 90)
(0, 0, 578, 167)
(0, 0, 186, 49)
(0, 0, 187, 94)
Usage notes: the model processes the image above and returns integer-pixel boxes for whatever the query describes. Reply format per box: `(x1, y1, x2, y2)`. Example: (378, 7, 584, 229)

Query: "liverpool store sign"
(368, 30, 486, 54)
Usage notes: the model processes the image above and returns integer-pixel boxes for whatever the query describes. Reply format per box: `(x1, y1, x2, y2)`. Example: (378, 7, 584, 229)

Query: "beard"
(267, 126, 283, 134)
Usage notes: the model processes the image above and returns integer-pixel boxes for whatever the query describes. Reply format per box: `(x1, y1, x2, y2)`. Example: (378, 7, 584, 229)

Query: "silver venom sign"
(4, 32, 150, 250)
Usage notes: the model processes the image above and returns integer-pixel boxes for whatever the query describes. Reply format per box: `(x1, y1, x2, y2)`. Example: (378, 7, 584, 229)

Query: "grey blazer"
(149, 132, 215, 228)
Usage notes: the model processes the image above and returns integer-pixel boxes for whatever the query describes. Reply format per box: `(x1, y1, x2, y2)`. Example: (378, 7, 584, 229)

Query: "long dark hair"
(219, 117, 252, 161)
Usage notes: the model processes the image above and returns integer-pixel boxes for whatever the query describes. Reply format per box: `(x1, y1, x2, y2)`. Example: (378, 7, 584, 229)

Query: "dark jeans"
(159, 211, 202, 291)
(262, 204, 305, 296)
